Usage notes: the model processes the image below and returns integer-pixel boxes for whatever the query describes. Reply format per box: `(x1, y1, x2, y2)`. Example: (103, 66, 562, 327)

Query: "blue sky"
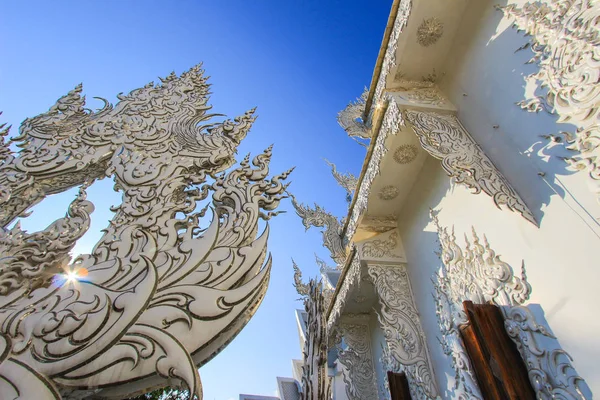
(0, 1, 389, 398)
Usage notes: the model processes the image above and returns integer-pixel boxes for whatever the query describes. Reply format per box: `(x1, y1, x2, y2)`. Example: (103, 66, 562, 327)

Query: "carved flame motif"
(324, 159, 358, 202)
(337, 88, 371, 146)
(290, 195, 346, 266)
(0, 65, 292, 399)
(431, 211, 531, 399)
(300, 280, 331, 400)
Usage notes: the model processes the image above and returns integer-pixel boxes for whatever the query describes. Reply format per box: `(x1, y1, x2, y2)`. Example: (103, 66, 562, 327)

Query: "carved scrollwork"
(405, 110, 537, 225)
(300, 280, 331, 400)
(325, 159, 358, 202)
(432, 211, 531, 399)
(417, 18, 444, 47)
(369, 264, 439, 400)
(503, 306, 592, 399)
(337, 89, 371, 145)
(360, 214, 398, 233)
(499, 1, 600, 201)
(338, 320, 379, 400)
(291, 195, 346, 266)
(0, 65, 292, 399)
(361, 231, 401, 259)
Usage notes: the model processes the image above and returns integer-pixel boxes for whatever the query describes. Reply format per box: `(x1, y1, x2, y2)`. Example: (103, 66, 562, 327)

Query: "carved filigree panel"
(432, 212, 531, 399)
(503, 306, 592, 400)
(405, 110, 537, 225)
(360, 214, 398, 233)
(358, 229, 404, 262)
(300, 280, 331, 400)
(338, 316, 379, 400)
(369, 264, 439, 400)
(499, 1, 600, 202)
(378, 185, 399, 200)
(0, 66, 292, 399)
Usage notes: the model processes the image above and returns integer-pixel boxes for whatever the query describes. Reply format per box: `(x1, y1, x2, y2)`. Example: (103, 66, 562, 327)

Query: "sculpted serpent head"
(0, 65, 292, 399)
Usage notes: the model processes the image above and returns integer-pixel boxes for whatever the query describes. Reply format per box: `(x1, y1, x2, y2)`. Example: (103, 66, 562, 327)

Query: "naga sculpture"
(0, 65, 292, 399)
(290, 195, 346, 267)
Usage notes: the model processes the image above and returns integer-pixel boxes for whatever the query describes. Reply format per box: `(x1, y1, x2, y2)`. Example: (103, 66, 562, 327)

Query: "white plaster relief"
(503, 305, 592, 400)
(378, 185, 400, 200)
(358, 229, 404, 262)
(300, 280, 331, 400)
(432, 212, 531, 399)
(338, 316, 379, 400)
(499, 1, 600, 201)
(337, 89, 371, 145)
(369, 264, 439, 400)
(417, 18, 444, 47)
(360, 214, 398, 233)
(405, 109, 537, 225)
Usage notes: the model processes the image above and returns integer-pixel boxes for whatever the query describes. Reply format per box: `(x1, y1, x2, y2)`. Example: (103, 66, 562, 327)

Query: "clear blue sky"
(0, 1, 389, 398)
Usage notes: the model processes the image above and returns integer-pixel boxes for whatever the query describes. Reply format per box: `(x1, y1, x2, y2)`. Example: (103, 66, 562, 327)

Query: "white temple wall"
(396, 154, 600, 396)
(439, 0, 600, 222)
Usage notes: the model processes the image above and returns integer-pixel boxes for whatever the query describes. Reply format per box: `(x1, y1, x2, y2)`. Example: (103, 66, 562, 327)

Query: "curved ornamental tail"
(0, 65, 292, 400)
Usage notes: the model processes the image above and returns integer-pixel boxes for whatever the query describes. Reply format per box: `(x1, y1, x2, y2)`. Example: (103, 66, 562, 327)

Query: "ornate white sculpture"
(324, 159, 358, 202)
(293, 258, 334, 312)
(300, 280, 331, 400)
(293, 259, 310, 297)
(361, 232, 401, 259)
(338, 316, 379, 400)
(503, 306, 592, 400)
(337, 89, 370, 145)
(360, 214, 398, 233)
(291, 195, 346, 266)
(345, 100, 402, 244)
(0, 65, 291, 399)
(369, 265, 439, 400)
(431, 212, 531, 399)
(405, 110, 537, 225)
(499, 1, 600, 201)
(369, 0, 413, 119)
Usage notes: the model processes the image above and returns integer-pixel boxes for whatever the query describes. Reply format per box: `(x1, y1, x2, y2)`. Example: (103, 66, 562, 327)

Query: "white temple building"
(290, 0, 599, 398)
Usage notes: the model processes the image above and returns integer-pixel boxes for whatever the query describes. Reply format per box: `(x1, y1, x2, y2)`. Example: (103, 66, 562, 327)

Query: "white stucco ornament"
(0, 65, 292, 399)
(499, 1, 600, 201)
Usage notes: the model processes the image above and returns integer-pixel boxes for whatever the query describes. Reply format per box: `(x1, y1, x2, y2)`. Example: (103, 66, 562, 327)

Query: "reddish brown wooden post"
(459, 301, 535, 399)
(387, 371, 412, 400)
